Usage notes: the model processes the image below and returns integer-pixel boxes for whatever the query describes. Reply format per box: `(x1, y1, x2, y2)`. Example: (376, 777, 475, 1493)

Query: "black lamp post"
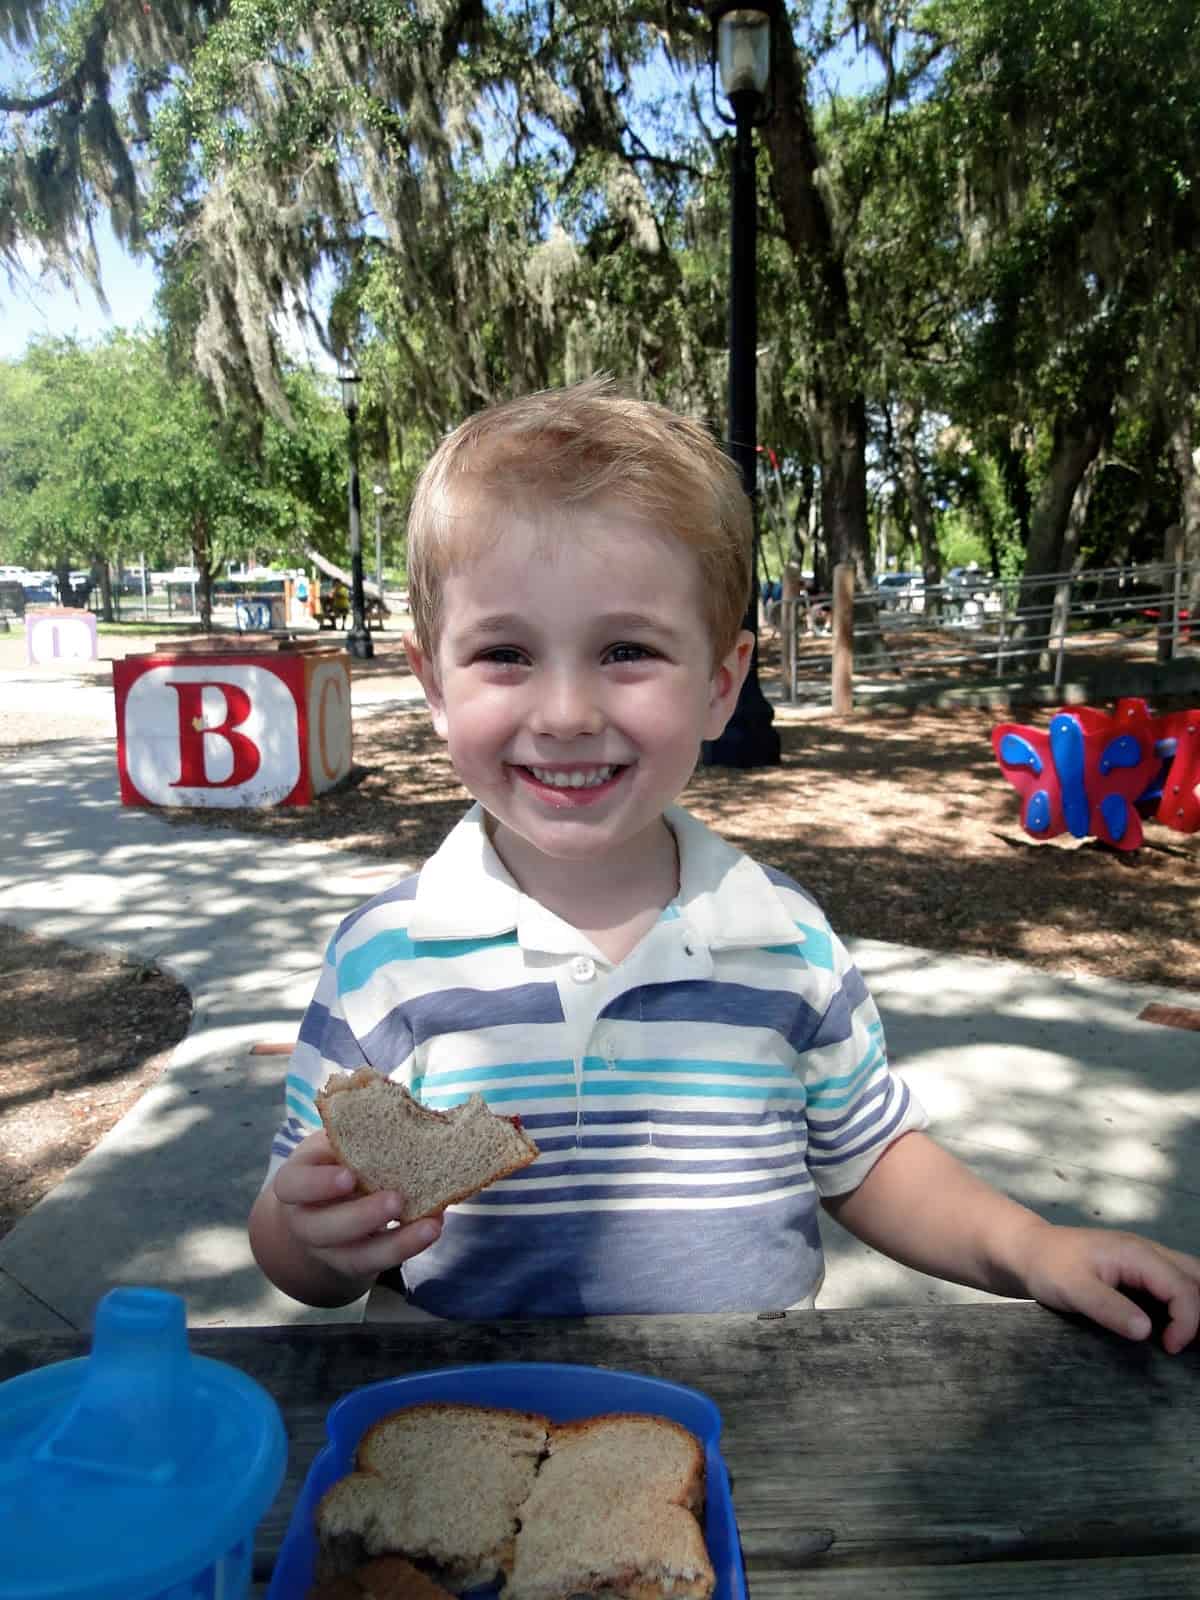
(702, 1, 781, 769)
(338, 365, 374, 660)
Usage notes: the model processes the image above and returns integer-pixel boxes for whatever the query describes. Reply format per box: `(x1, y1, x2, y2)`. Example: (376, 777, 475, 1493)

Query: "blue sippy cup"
(0, 1287, 287, 1600)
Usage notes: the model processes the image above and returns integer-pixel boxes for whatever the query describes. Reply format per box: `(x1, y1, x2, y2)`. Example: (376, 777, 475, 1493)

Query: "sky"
(0, 217, 159, 360)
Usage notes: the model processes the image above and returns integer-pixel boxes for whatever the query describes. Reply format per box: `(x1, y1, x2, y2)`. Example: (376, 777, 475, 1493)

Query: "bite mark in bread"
(316, 1069, 539, 1222)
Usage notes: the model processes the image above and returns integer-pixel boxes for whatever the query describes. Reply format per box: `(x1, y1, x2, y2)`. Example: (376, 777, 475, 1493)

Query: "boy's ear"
(402, 633, 449, 740)
(704, 629, 754, 740)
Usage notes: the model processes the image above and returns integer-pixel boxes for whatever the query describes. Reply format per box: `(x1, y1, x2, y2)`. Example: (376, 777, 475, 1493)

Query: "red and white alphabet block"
(113, 648, 353, 807)
(26, 607, 99, 666)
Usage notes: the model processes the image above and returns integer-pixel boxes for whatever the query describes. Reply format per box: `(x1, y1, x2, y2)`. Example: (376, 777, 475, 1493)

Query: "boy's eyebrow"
(458, 610, 689, 643)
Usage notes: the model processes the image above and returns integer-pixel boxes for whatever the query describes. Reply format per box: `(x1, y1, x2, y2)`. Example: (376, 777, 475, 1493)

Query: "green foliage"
(0, 332, 352, 575)
(5, 0, 1200, 589)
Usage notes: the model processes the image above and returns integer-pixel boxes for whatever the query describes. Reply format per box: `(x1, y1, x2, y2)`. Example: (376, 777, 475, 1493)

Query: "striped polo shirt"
(269, 803, 927, 1317)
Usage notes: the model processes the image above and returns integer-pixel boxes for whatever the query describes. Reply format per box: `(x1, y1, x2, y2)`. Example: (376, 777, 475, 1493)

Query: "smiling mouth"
(521, 764, 625, 790)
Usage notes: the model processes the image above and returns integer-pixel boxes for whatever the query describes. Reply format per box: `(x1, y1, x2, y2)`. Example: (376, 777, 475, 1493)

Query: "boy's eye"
(605, 642, 655, 664)
(478, 647, 528, 666)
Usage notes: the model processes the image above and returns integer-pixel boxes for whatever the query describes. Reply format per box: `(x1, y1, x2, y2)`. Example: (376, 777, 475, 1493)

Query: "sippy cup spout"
(34, 1286, 195, 1483)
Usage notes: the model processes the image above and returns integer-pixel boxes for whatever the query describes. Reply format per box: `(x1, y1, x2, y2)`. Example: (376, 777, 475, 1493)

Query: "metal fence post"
(832, 563, 855, 715)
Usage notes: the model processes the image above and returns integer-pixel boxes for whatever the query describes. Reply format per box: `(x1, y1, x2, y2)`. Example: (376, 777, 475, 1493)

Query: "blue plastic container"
(0, 1287, 287, 1600)
(268, 1361, 747, 1600)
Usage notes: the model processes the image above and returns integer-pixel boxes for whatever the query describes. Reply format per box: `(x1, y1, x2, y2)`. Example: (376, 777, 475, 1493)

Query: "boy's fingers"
(1067, 1243, 1200, 1352)
(293, 1189, 409, 1248)
(322, 1216, 443, 1278)
(273, 1159, 354, 1207)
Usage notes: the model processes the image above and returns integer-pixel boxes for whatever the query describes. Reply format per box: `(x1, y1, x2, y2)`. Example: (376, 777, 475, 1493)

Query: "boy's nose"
(529, 670, 604, 738)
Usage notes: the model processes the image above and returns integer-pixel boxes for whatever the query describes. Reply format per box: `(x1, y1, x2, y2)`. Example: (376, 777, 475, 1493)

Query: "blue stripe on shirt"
(297, 1003, 369, 1070)
(600, 980, 830, 1055)
(370, 982, 566, 1049)
(337, 874, 419, 939)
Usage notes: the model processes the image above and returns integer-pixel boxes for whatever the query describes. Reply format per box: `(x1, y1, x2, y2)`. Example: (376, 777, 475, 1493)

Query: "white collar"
(406, 803, 798, 954)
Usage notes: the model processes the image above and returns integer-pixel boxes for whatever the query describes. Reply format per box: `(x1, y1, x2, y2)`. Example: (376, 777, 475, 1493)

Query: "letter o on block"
(113, 649, 353, 807)
(27, 607, 99, 666)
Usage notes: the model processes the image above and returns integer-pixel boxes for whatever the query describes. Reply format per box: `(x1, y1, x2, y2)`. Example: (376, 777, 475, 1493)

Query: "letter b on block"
(116, 661, 301, 806)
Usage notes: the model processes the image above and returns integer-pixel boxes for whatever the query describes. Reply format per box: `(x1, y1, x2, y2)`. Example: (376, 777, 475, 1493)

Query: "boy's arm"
(824, 1130, 1200, 1352)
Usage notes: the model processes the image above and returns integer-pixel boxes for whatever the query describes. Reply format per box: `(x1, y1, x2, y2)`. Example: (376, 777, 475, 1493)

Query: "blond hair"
(406, 377, 752, 659)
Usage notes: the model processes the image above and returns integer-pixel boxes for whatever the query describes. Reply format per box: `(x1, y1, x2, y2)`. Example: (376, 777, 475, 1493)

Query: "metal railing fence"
(773, 557, 1198, 707)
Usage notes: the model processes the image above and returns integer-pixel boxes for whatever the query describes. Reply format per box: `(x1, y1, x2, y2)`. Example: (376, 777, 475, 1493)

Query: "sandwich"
(313, 1404, 715, 1600)
(316, 1069, 539, 1222)
(307, 1554, 456, 1599)
(316, 1403, 548, 1589)
(503, 1414, 714, 1600)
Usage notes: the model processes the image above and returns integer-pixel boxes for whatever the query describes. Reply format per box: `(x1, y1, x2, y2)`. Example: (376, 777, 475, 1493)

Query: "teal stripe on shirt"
(763, 922, 835, 970)
(286, 1072, 318, 1109)
(339, 929, 519, 994)
(286, 1091, 322, 1128)
(807, 1040, 886, 1109)
(413, 1056, 800, 1096)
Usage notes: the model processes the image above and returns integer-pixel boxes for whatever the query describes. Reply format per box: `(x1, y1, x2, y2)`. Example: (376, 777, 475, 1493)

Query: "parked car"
(877, 571, 925, 611)
(20, 582, 57, 605)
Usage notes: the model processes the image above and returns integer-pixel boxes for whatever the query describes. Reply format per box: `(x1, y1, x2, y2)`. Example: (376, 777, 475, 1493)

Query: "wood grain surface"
(4, 1301, 1197, 1596)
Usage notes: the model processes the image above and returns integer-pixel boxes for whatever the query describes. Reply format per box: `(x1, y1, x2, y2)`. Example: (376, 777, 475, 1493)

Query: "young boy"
(250, 379, 1200, 1349)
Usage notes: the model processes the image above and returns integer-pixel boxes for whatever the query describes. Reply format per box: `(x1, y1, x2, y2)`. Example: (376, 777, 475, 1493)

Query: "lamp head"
(709, 2, 778, 126)
(338, 367, 361, 420)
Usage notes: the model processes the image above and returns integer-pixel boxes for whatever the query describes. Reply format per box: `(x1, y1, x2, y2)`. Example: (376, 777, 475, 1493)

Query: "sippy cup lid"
(0, 1287, 287, 1600)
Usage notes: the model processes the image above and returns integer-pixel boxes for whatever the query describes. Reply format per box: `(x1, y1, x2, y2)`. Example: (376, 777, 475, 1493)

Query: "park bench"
(315, 587, 386, 630)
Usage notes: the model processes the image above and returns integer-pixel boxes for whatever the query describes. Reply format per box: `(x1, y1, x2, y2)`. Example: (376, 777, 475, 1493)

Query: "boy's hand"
(1015, 1221, 1200, 1354)
(270, 1131, 443, 1286)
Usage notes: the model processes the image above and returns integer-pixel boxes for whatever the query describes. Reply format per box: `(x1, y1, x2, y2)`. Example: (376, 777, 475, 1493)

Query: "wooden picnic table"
(3, 1300, 1197, 1596)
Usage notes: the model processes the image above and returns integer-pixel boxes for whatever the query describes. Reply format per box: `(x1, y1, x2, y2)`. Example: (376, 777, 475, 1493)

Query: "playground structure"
(992, 699, 1200, 851)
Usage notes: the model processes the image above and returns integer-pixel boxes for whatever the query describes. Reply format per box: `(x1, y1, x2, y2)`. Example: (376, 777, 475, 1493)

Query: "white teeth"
(529, 765, 617, 789)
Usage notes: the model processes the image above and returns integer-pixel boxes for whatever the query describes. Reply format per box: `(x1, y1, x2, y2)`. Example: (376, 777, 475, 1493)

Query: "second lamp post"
(702, 2, 781, 769)
(338, 366, 374, 661)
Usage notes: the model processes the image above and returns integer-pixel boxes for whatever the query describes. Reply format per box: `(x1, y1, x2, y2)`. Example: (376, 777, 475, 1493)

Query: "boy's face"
(405, 503, 751, 874)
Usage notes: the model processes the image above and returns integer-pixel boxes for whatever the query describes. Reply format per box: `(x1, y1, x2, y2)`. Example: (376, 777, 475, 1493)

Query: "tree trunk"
(1048, 452, 1103, 660)
(765, 25, 873, 591)
(1015, 405, 1111, 660)
(92, 553, 114, 623)
(790, 462, 815, 574)
(896, 401, 942, 614)
(816, 394, 872, 583)
(1167, 410, 1200, 624)
(996, 431, 1033, 552)
(191, 516, 214, 632)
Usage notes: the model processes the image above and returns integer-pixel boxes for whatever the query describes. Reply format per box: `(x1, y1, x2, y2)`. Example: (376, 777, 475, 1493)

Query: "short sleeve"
(263, 937, 371, 1185)
(801, 934, 928, 1197)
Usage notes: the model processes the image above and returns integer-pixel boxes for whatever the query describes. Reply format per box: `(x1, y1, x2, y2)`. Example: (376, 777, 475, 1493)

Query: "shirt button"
(570, 956, 596, 982)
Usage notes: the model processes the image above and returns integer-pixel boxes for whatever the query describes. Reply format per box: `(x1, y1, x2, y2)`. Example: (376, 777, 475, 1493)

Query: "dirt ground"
(2, 626, 1197, 1238)
(0, 926, 192, 1238)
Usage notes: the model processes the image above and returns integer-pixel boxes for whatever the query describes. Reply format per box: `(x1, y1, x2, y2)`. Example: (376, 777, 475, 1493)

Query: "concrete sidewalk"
(1, 674, 1197, 1332)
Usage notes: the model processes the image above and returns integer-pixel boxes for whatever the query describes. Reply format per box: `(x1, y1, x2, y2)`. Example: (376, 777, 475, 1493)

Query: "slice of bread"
(315, 1403, 549, 1591)
(525, 1414, 706, 1517)
(502, 1499, 715, 1600)
(316, 1069, 539, 1222)
(503, 1414, 714, 1600)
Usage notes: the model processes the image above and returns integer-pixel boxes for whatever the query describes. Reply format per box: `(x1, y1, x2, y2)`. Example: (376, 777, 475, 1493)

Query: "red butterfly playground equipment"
(992, 699, 1200, 852)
